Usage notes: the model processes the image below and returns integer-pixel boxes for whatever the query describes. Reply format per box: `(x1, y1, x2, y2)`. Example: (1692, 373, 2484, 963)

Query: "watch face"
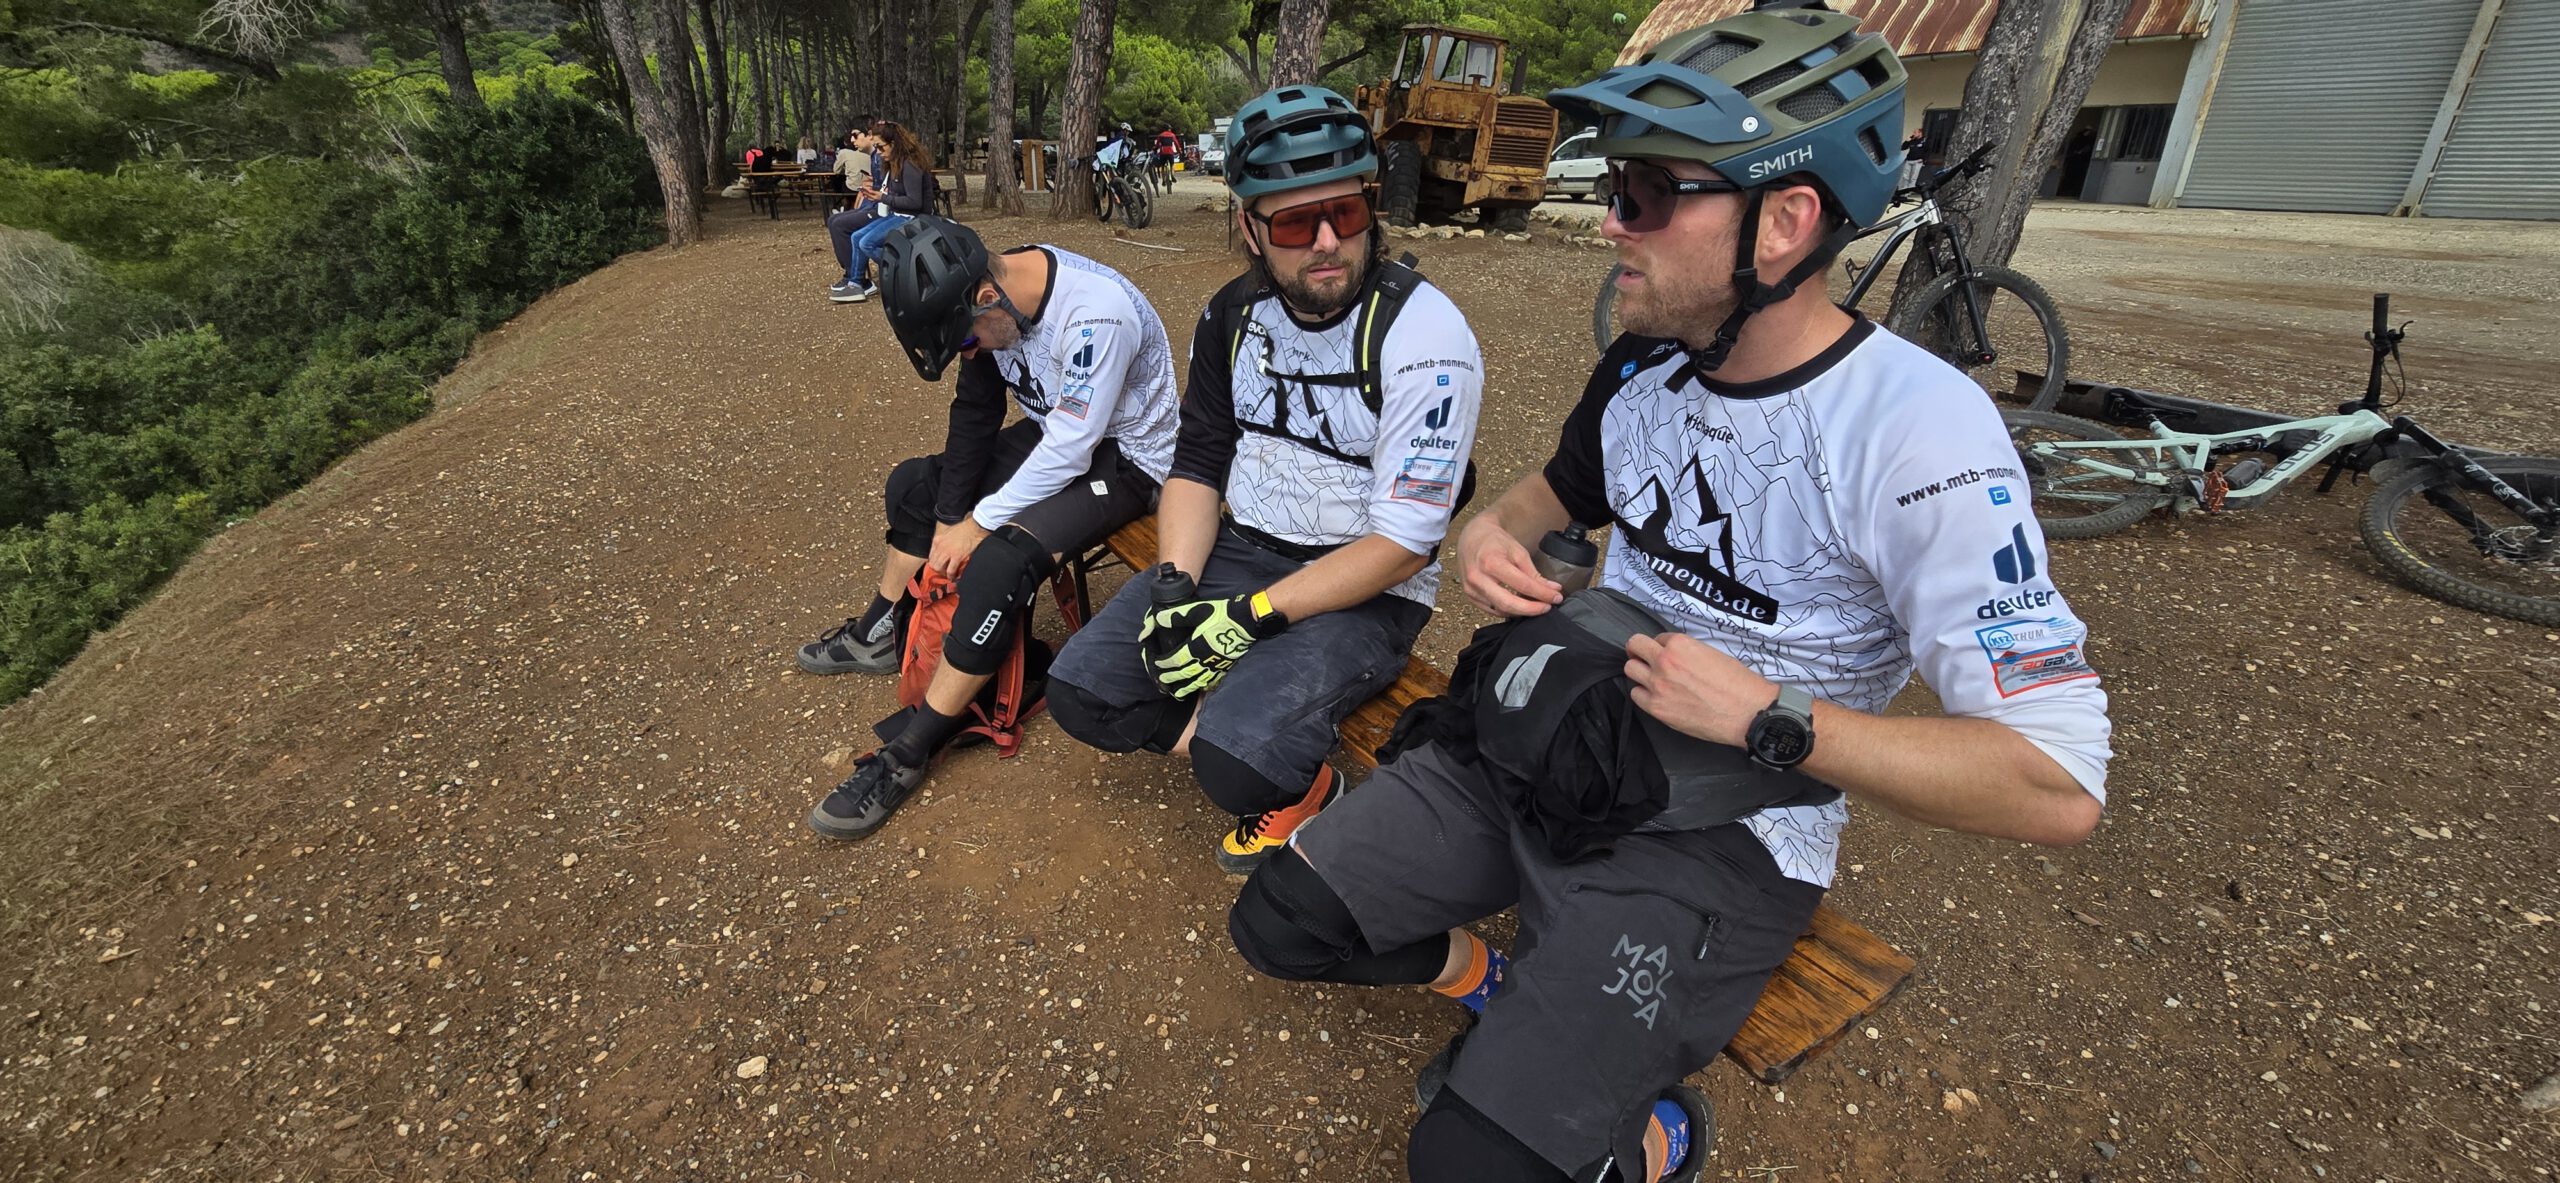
(1758, 719, 1810, 765)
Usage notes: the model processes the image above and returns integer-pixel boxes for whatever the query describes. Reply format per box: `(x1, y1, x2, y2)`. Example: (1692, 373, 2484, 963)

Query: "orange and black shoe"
(1215, 763, 1338, 875)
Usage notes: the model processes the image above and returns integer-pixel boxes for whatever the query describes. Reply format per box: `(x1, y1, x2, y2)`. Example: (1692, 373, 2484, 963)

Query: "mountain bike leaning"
(1086, 151, 1155, 230)
(2004, 293, 2560, 626)
(1591, 138, 2071, 411)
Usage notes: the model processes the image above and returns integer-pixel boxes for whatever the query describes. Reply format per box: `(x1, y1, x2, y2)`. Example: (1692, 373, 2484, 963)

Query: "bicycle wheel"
(1592, 263, 1625, 353)
(2002, 409, 2171, 539)
(1092, 176, 1111, 223)
(1891, 266, 2071, 411)
(1122, 179, 1153, 229)
(2359, 455, 2560, 627)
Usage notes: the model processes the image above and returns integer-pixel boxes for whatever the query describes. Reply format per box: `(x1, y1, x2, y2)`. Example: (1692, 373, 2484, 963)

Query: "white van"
(1546, 128, 1608, 201)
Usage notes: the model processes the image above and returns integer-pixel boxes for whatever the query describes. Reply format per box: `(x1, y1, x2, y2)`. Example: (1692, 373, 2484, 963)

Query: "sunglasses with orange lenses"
(1247, 193, 1374, 249)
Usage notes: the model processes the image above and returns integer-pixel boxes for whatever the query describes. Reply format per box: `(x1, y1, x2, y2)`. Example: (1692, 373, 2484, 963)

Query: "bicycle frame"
(1838, 199, 1956, 309)
(2025, 410, 2397, 512)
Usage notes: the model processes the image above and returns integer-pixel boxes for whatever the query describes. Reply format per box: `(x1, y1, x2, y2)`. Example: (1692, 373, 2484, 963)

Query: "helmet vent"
(1859, 127, 1886, 165)
(1676, 35, 1755, 75)
(1740, 61, 1805, 97)
(1775, 83, 1840, 123)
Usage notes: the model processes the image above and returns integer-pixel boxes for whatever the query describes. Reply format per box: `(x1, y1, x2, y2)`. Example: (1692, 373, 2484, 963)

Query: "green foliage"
(0, 59, 659, 701)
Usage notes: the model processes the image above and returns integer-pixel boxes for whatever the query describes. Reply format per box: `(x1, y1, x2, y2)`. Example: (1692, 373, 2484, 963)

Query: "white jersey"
(1168, 270, 1484, 606)
(1546, 321, 2113, 885)
(962, 247, 1180, 529)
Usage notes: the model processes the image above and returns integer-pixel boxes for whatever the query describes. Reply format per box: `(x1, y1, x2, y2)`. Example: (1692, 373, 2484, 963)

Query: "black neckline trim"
(1274, 287, 1359, 333)
(1002, 246, 1057, 323)
(1688, 315, 1876, 400)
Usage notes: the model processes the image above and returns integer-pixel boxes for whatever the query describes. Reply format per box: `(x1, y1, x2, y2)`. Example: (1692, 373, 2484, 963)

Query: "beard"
(1266, 237, 1371, 319)
(1613, 217, 1744, 344)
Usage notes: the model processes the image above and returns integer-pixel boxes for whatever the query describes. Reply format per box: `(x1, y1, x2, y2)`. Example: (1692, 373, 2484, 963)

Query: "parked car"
(1546, 128, 1607, 201)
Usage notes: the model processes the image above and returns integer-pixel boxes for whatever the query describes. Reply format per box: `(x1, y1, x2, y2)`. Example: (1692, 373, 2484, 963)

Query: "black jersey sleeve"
(1168, 276, 1256, 489)
(934, 351, 1011, 525)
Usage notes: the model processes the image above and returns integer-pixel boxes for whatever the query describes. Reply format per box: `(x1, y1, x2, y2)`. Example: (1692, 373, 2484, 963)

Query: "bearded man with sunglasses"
(1047, 85, 1484, 874)
(800, 215, 1180, 841)
(1222, 8, 2114, 1183)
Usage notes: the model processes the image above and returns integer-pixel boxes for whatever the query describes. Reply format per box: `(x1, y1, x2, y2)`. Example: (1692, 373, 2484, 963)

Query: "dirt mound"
(3, 199, 2554, 1181)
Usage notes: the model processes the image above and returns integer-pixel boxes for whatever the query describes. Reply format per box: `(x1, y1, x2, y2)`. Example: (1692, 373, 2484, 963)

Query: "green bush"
(0, 82, 662, 702)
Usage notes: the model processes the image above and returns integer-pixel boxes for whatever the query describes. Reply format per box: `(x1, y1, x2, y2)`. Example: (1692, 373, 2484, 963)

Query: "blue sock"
(1650, 1097, 1691, 1179)
(1452, 946, 1507, 1014)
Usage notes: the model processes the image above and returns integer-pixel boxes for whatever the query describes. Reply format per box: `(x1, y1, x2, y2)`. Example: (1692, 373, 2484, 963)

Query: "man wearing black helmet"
(1045, 85, 1484, 875)
(798, 215, 1180, 842)
(1220, 8, 2114, 1183)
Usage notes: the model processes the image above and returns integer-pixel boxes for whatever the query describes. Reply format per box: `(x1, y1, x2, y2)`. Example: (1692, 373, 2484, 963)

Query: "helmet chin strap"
(1687, 189, 1862, 374)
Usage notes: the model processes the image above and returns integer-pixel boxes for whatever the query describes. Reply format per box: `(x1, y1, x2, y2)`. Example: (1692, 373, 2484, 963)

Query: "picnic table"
(740, 165, 847, 219)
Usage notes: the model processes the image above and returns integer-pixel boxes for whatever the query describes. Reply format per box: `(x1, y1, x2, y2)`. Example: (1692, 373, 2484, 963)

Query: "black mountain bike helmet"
(876, 216, 1006, 382)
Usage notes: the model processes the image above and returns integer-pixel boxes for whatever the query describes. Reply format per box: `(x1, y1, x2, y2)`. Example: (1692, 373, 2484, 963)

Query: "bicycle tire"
(2002, 409, 2170, 539)
(1892, 266, 2071, 411)
(1123, 179, 1153, 229)
(1592, 263, 1624, 354)
(2359, 455, 2560, 627)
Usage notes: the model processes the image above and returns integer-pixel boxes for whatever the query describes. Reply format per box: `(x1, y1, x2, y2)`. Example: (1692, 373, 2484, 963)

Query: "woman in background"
(837, 120, 936, 304)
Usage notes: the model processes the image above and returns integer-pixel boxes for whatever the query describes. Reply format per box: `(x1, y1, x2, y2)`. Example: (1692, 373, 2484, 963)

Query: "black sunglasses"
(1606, 159, 1743, 233)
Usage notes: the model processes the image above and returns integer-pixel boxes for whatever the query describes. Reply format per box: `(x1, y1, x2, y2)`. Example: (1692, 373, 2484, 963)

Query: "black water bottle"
(1149, 562, 1198, 607)
(1532, 524, 1598, 595)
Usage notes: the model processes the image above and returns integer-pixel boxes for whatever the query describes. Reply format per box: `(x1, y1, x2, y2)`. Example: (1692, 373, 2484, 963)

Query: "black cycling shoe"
(805, 751, 928, 840)
(796, 613, 902, 675)
(1413, 1023, 1473, 1112)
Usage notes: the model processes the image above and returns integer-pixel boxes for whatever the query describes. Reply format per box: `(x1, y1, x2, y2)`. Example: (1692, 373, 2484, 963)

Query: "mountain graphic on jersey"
(1000, 357, 1051, 414)
(1621, 455, 1780, 625)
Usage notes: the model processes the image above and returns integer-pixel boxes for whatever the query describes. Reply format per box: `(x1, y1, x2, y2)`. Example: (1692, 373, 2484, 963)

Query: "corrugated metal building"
(1615, 0, 2559, 220)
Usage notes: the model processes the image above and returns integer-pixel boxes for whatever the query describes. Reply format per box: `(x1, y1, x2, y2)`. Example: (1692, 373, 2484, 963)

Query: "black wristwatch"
(1745, 685, 1816, 771)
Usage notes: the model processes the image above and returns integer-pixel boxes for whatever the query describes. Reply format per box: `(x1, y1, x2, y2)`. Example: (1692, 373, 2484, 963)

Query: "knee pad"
(882, 457, 940, 557)
(1190, 740, 1294, 818)
(1049, 678, 1194, 755)
(1409, 1089, 1571, 1183)
(1227, 851, 1364, 982)
(944, 525, 1056, 676)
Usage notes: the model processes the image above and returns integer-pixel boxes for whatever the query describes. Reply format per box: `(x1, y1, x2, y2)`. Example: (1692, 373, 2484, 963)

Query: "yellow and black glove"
(1144, 589, 1288, 699)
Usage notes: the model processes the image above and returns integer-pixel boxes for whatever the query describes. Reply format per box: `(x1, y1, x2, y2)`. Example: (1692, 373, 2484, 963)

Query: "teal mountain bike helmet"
(1549, 0, 1906, 226)
(1546, 1, 1909, 370)
(1227, 85, 1379, 202)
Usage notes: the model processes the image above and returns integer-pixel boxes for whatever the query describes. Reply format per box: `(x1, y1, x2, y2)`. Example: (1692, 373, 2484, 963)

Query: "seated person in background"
(795, 134, 820, 169)
(836, 121, 936, 305)
(1220, 11, 2112, 1183)
(825, 125, 887, 300)
(800, 216, 1180, 841)
(1045, 86, 1484, 873)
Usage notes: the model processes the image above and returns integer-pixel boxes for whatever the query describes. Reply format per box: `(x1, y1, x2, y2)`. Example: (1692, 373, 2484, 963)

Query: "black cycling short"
(883, 419, 1156, 559)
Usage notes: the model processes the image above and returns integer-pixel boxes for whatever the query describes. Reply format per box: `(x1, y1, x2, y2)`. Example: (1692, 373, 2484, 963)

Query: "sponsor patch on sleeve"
(1056, 383, 1093, 419)
(1974, 616, 2097, 698)
(1390, 456, 1458, 506)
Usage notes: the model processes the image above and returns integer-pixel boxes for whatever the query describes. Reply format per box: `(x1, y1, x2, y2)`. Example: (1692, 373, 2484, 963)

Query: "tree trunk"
(1265, 0, 1329, 89)
(949, 0, 987, 201)
(647, 0, 711, 200)
(1220, 42, 1264, 96)
(595, 0, 702, 245)
(1886, 0, 2132, 322)
(746, 9, 771, 145)
(697, 0, 732, 179)
(1050, 0, 1115, 219)
(425, 0, 484, 109)
(984, 0, 1022, 214)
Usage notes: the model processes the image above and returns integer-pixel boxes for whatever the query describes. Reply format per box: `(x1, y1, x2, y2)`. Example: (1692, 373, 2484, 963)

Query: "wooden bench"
(1071, 515, 1916, 1085)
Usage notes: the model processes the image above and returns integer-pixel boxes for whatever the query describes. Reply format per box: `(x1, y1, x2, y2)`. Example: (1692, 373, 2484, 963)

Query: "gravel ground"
(0, 193, 2553, 1183)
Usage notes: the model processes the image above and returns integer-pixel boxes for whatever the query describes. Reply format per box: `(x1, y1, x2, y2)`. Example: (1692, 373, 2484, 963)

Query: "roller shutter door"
(2181, 0, 2475, 214)
(2418, 0, 2560, 220)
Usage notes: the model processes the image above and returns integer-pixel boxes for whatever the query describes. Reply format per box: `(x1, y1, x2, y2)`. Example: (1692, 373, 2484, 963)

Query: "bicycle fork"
(2388, 417, 2560, 559)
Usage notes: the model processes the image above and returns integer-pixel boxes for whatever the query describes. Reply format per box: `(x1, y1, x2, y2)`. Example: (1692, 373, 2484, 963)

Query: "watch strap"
(1773, 684, 1813, 720)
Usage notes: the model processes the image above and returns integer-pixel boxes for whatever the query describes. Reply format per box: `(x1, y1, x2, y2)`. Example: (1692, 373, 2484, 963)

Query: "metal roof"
(1618, 0, 2212, 64)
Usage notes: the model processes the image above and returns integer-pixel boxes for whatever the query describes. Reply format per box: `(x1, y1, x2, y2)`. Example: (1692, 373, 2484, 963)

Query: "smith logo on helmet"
(1745, 144, 1815, 180)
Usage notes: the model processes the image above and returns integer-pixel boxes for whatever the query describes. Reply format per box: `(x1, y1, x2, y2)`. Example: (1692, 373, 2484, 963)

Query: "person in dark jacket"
(826, 124, 888, 300)
(838, 121, 937, 305)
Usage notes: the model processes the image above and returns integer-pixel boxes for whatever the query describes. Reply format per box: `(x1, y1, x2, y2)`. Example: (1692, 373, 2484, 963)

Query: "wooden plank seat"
(1067, 515, 1916, 1084)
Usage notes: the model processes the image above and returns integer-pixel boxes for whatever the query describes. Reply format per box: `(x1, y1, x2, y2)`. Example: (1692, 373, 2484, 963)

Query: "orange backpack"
(874, 561, 1083, 758)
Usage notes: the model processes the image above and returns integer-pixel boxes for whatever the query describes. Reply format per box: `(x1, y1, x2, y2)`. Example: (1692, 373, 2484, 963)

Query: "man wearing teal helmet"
(1222, 7, 2115, 1182)
(1047, 85, 1486, 874)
